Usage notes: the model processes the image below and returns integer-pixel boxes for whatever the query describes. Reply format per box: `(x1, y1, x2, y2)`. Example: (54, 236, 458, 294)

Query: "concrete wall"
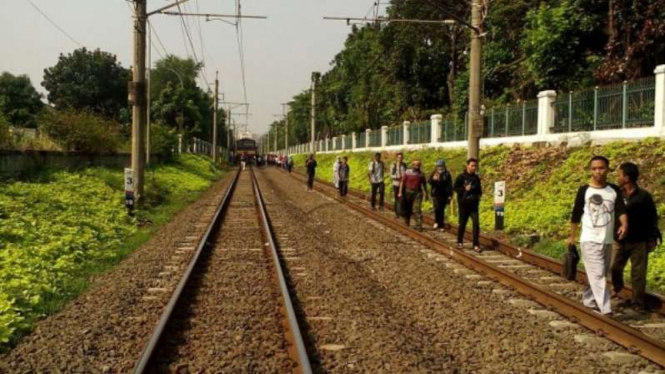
(0, 151, 166, 179)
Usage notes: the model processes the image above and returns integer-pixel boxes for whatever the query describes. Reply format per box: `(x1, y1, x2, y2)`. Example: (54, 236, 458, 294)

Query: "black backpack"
(562, 244, 580, 281)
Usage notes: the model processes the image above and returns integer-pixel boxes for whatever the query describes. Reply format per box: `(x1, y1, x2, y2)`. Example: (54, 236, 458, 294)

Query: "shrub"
(38, 109, 121, 153)
(0, 112, 11, 149)
(149, 122, 178, 160)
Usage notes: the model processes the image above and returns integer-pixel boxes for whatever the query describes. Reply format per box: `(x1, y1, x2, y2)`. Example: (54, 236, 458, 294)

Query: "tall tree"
(150, 56, 215, 140)
(42, 48, 130, 119)
(0, 72, 43, 128)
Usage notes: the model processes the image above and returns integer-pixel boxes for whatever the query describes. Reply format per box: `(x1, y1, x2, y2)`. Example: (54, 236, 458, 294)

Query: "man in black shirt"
(454, 158, 482, 252)
(611, 162, 660, 309)
(305, 154, 317, 192)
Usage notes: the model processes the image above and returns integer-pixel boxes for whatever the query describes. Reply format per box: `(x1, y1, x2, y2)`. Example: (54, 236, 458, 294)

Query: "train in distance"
(236, 137, 259, 164)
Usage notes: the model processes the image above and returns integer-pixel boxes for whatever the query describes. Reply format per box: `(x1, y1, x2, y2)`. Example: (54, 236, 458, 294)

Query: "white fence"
(276, 64, 665, 155)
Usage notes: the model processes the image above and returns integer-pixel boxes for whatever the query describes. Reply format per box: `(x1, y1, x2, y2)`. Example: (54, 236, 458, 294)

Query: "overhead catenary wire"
(25, 0, 83, 47)
(176, 0, 211, 91)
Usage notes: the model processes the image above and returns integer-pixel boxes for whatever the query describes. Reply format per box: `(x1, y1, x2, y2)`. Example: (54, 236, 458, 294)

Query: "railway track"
(283, 167, 665, 368)
(132, 168, 312, 373)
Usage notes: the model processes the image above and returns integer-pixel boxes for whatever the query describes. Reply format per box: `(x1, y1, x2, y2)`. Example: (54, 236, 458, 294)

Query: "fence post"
(505, 104, 509, 136)
(491, 108, 495, 137)
(537, 90, 557, 140)
(522, 101, 526, 135)
(430, 114, 442, 145)
(403, 121, 410, 145)
(381, 125, 388, 148)
(655, 65, 665, 135)
(568, 91, 573, 132)
(593, 86, 599, 131)
(365, 129, 371, 148)
(325, 137, 329, 152)
(351, 132, 357, 149)
(341, 134, 346, 150)
(622, 81, 628, 129)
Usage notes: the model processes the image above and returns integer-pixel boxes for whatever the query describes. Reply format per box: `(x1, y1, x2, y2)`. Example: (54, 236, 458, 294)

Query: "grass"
(0, 154, 226, 348)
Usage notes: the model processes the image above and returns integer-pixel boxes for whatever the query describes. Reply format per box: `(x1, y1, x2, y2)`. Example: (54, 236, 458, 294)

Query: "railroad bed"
(278, 167, 665, 372)
(141, 169, 300, 372)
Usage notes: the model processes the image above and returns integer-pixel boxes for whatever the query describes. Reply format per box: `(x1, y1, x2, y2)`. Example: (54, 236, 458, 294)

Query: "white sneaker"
(433, 223, 438, 229)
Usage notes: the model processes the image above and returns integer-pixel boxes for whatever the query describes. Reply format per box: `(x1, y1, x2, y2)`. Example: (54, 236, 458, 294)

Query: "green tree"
(150, 55, 217, 141)
(42, 48, 130, 119)
(522, 0, 605, 90)
(0, 72, 43, 128)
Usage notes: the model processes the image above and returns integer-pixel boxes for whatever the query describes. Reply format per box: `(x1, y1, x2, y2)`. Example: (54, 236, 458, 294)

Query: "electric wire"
(25, 0, 83, 47)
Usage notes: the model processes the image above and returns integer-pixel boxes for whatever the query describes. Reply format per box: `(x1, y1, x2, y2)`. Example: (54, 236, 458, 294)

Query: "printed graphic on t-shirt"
(580, 185, 618, 244)
(586, 194, 615, 228)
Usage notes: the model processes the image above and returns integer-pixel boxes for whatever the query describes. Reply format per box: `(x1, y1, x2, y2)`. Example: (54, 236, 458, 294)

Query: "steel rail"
(132, 168, 241, 374)
(289, 169, 665, 313)
(250, 167, 313, 374)
(282, 168, 665, 367)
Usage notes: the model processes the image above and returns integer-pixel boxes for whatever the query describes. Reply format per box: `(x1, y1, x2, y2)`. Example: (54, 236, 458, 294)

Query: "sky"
(0, 0, 387, 136)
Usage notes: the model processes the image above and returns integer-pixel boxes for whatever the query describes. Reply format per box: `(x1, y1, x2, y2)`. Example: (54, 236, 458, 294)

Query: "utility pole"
(226, 108, 231, 159)
(310, 72, 320, 154)
(130, 0, 147, 201)
(212, 71, 219, 162)
(274, 125, 277, 153)
(467, 0, 483, 160)
(282, 102, 289, 156)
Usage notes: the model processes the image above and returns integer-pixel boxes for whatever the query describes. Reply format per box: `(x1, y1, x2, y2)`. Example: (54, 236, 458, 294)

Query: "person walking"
(338, 156, 350, 197)
(429, 159, 453, 232)
(287, 155, 294, 173)
(305, 154, 317, 192)
(399, 160, 428, 231)
(390, 153, 407, 218)
(568, 155, 628, 316)
(367, 152, 385, 210)
(333, 156, 341, 189)
(454, 158, 482, 252)
(611, 162, 659, 310)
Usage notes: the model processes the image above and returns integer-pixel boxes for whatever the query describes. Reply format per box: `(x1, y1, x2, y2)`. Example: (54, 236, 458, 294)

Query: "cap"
(436, 159, 445, 167)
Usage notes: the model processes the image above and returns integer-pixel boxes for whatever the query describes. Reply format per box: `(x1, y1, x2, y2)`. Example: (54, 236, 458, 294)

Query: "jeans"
(370, 182, 385, 209)
(457, 203, 479, 246)
(403, 190, 423, 229)
(611, 242, 649, 306)
(392, 185, 402, 217)
(339, 181, 348, 196)
(433, 196, 448, 228)
(307, 172, 315, 190)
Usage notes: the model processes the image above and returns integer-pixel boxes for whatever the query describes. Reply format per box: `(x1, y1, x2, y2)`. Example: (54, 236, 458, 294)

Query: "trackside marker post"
(125, 168, 135, 214)
(494, 181, 505, 231)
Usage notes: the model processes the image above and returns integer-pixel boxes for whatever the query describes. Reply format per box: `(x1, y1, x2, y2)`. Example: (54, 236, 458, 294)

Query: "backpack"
(562, 244, 580, 281)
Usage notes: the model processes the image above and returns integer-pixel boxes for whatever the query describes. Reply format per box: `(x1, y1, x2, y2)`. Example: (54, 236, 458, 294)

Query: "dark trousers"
(433, 197, 448, 227)
(611, 242, 648, 306)
(371, 182, 385, 208)
(457, 204, 480, 246)
(307, 172, 315, 190)
(392, 185, 402, 217)
(403, 190, 423, 229)
(339, 181, 348, 196)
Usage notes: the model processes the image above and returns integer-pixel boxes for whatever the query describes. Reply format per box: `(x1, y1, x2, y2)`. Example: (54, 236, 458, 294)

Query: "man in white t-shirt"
(568, 155, 627, 315)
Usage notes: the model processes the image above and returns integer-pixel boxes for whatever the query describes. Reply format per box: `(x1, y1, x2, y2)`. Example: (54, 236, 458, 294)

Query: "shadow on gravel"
(144, 217, 223, 373)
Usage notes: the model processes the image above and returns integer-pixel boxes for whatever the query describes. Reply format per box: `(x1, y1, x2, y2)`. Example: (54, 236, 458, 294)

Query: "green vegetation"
(0, 154, 225, 348)
(295, 139, 665, 293)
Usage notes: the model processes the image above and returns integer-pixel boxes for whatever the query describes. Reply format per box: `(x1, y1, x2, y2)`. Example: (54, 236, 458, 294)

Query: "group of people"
(568, 156, 660, 314)
(303, 152, 661, 315)
(321, 152, 484, 252)
(273, 154, 294, 173)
